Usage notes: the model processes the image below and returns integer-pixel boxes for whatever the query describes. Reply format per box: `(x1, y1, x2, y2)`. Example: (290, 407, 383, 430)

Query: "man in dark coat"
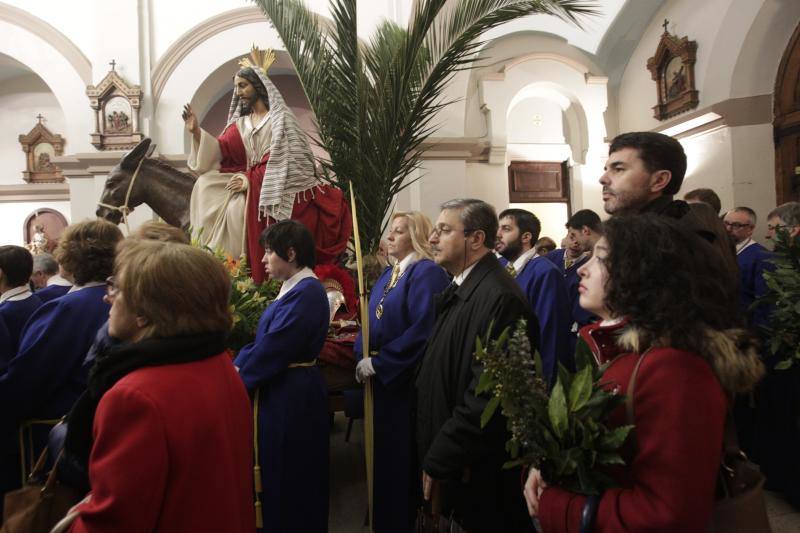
(416, 198, 538, 532)
(600, 131, 712, 237)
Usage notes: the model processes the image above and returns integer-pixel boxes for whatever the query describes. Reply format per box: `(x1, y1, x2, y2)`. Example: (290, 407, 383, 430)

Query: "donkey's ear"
(145, 142, 157, 159)
(121, 138, 152, 169)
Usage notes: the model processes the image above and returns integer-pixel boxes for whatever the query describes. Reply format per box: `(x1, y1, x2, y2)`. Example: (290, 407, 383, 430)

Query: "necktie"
(506, 262, 517, 278)
(388, 263, 401, 288)
(435, 282, 459, 312)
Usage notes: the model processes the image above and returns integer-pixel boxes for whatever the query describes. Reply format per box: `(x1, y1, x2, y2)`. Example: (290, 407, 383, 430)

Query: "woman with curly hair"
(524, 213, 764, 532)
(0, 219, 122, 510)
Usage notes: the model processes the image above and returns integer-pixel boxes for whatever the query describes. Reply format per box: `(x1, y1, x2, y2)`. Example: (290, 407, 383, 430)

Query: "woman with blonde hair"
(63, 240, 253, 532)
(354, 210, 450, 531)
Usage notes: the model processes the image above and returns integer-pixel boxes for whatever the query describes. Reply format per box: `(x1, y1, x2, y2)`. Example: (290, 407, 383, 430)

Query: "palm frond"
(251, 0, 598, 252)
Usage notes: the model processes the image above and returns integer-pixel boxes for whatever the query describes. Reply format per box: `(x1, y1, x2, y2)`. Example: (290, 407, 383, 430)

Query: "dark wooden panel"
(508, 161, 570, 203)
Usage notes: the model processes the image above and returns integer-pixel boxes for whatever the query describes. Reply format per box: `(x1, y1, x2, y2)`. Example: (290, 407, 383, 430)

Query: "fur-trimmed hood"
(581, 321, 765, 395)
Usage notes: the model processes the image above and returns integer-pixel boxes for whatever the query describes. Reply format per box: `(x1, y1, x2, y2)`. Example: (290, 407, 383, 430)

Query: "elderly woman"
(354, 211, 450, 532)
(61, 240, 253, 532)
(234, 219, 330, 532)
(0, 219, 122, 510)
(524, 214, 764, 532)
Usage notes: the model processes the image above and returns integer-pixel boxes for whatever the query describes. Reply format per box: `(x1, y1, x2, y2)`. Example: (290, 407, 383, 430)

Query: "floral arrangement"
(217, 252, 281, 351)
(755, 229, 800, 370)
(476, 319, 632, 495)
(191, 232, 281, 351)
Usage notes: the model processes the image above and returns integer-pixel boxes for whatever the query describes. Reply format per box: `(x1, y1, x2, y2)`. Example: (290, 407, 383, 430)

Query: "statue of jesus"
(182, 47, 351, 283)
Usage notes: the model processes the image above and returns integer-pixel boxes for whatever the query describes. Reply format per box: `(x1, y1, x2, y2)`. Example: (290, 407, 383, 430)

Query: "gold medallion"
(375, 304, 384, 320)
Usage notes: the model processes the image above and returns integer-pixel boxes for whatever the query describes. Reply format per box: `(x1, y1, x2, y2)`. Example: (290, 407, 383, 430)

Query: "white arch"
(730, 0, 800, 99)
(0, 7, 93, 152)
(479, 56, 606, 164)
(152, 21, 286, 154)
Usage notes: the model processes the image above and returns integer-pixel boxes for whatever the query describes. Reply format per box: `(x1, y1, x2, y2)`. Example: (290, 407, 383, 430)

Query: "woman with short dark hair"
(0, 219, 122, 511)
(62, 240, 254, 532)
(524, 213, 764, 532)
(234, 219, 330, 532)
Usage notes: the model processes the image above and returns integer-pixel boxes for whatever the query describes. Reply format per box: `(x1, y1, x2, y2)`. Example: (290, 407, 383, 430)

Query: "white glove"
(355, 358, 376, 383)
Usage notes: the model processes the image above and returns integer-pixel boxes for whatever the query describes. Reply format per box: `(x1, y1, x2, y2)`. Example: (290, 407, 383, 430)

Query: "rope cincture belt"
(251, 359, 317, 528)
(96, 155, 146, 233)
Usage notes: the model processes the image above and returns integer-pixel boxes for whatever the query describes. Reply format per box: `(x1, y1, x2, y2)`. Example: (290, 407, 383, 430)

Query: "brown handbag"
(1, 448, 84, 533)
(627, 352, 771, 533)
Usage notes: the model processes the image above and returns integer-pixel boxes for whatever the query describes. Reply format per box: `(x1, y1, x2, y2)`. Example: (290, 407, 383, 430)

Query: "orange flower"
(223, 254, 240, 273)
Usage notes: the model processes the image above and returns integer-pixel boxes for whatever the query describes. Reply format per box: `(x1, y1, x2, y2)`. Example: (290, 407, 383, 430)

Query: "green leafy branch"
(754, 229, 800, 370)
(476, 319, 632, 495)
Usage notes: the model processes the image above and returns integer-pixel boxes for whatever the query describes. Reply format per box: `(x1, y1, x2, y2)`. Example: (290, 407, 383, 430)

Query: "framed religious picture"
(86, 60, 143, 150)
(18, 115, 65, 183)
(647, 20, 699, 121)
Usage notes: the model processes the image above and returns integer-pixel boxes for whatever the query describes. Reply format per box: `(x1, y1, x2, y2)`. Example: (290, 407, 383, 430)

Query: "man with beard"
(182, 48, 351, 283)
(600, 132, 691, 219)
(496, 209, 572, 383)
(416, 199, 537, 532)
(600, 132, 728, 283)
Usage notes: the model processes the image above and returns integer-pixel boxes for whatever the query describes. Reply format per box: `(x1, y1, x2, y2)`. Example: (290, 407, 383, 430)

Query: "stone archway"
(774, 22, 800, 204)
(23, 207, 68, 253)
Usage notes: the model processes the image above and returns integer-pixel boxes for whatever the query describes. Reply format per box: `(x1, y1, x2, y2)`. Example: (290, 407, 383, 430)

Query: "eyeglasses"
(767, 223, 794, 232)
(723, 221, 752, 230)
(429, 226, 475, 238)
(105, 276, 119, 298)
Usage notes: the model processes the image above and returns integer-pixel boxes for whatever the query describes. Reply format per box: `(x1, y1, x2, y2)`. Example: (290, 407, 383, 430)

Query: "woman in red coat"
(524, 214, 764, 532)
(61, 239, 255, 533)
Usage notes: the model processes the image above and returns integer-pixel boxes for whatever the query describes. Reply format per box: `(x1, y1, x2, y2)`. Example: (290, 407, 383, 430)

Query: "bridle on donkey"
(96, 155, 146, 233)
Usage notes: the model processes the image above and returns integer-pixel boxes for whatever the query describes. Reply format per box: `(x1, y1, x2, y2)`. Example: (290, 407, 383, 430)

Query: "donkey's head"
(97, 138, 156, 224)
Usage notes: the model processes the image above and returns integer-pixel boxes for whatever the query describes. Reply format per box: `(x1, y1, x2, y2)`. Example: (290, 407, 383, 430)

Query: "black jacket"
(415, 252, 537, 531)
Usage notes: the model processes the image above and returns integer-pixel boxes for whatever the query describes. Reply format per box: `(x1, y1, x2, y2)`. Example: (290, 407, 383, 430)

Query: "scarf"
(62, 332, 227, 491)
(225, 68, 319, 222)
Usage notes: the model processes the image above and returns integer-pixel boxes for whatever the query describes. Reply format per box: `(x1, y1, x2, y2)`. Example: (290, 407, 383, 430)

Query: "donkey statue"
(96, 138, 195, 231)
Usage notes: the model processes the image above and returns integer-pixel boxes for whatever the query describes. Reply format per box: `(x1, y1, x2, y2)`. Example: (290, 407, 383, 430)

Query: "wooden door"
(507, 160, 571, 213)
(775, 22, 800, 204)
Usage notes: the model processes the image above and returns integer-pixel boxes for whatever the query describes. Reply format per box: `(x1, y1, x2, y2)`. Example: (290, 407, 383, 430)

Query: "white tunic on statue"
(187, 114, 272, 258)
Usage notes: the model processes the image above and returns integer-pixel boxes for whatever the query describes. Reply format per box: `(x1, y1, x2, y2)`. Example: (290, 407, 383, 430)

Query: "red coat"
(538, 321, 727, 532)
(68, 353, 255, 533)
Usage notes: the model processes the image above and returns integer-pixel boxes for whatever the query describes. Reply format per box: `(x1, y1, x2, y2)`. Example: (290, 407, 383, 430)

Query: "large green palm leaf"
(253, 0, 597, 252)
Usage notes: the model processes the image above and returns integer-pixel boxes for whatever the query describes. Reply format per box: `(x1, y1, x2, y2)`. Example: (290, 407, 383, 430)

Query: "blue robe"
(354, 259, 450, 532)
(514, 256, 573, 382)
(0, 285, 109, 506)
(0, 317, 11, 368)
(0, 293, 43, 362)
(736, 242, 773, 329)
(546, 249, 596, 353)
(234, 277, 330, 533)
(35, 284, 71, 303)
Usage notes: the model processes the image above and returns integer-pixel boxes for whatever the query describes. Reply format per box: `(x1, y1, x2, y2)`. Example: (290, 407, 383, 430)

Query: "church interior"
(2, 0, 798, 247)
(2, 0, 800, 531)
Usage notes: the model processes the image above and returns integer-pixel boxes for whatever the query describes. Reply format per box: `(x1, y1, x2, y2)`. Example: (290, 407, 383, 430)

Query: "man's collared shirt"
(275, 267, 317, 301)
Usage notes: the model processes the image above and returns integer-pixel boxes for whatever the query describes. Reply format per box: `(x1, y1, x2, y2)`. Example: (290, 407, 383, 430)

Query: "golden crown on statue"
(238, 45, 276, 74)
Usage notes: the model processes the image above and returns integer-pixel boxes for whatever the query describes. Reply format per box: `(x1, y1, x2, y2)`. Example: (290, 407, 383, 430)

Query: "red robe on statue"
(216, 124, 352, 284)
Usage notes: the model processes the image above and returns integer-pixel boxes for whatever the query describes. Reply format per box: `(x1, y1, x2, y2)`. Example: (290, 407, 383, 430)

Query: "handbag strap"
(625, 349, 741, 475)
(624, 348, 652, 452)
